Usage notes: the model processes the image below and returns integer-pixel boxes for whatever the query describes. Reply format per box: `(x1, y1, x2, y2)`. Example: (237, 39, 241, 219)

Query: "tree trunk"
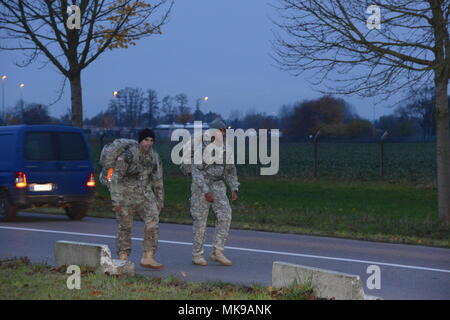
(69, 72, 83, 128)
(435, 73, 450, 221)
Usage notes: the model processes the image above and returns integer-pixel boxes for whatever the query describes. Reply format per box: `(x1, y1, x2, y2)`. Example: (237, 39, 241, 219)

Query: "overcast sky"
(0, 0, 397, 122)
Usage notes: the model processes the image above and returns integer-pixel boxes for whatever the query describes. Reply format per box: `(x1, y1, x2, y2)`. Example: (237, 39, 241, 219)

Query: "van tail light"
(86, 173, 96, 187)
(15, 171, 27, 188)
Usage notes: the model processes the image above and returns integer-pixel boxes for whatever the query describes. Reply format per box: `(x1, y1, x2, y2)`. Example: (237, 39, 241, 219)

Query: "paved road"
(0, 212, 449, 300)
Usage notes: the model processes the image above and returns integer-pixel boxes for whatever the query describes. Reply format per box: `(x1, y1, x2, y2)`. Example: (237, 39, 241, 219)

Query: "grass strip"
(0, 257, 316, 300)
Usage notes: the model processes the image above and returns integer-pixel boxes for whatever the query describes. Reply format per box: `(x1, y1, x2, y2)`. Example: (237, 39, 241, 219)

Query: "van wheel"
(0, 192, 18, 222)
(65, 202, 88, 220)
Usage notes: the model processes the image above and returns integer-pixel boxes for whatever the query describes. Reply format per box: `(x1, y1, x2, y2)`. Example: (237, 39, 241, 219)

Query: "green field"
(92, 140, 438, 183)
(153, 141, 437, 183)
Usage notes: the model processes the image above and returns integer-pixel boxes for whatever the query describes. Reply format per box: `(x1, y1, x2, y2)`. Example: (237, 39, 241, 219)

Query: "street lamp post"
(1, 75, 6, 123)
(113, 89, 120, 126)
(194, 96, 209, 122)
(19, 83, 25, 117)
(200, 96, 209, 111)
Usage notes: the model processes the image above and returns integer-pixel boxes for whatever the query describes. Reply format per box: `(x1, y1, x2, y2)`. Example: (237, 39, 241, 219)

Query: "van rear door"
(23, 132, 59, 195)
(55, 131, 92, 195)
(23, 131, 92, 197)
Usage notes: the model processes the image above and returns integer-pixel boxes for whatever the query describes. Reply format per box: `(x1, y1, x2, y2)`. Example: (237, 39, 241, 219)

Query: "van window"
(57, 132, 88, 160)
(25, 132, 56, 160)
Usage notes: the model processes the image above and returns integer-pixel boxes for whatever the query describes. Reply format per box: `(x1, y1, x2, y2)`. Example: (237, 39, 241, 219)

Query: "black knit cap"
(138, 128, 156, 143)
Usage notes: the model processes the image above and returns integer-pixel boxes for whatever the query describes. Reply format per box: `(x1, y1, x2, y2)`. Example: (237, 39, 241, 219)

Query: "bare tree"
(160, 95, 175, 123)
(20, 102, 52, 124)
(273, 0, 450, 221)
(0, 0, 173, 127)
(174, 93, 191, 124)
(88, 110, 115, 129)
(146, 88, 159, 127)
(111, 87, 145, 128)
(400, 87, 437, 138)
(107, 96, 121, 126)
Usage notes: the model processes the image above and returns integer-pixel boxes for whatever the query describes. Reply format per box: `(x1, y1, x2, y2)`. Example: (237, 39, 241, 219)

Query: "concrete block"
(272, 261, 379, 300)
(55, 240, 135, 276)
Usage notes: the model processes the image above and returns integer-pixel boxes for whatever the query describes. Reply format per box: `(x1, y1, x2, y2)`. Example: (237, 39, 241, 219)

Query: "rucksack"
(99, 138, 137, 184)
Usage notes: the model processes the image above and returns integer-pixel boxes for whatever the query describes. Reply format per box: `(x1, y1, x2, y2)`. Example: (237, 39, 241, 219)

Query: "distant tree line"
(84, 88, 222, 129)
(374, 87, 448, 140)
(0, 100, 65, 126)
(1, 86, 448, 141)
(226, 87, 450, 141)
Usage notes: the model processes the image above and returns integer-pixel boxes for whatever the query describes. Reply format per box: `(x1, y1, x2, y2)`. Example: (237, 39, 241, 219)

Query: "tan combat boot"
(140, 251, 164, 269)
(192, 255, 208, 266)
(119, 253, 128, 261)
(210, 248, 232, 266)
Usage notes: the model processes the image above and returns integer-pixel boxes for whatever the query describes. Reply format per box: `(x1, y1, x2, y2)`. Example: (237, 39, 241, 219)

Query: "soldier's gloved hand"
(231, 191, 238, 201)
(205, 192, 214, 203)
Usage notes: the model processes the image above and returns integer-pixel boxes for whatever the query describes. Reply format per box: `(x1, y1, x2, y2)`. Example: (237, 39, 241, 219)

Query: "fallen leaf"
(90, 290, 102, 297)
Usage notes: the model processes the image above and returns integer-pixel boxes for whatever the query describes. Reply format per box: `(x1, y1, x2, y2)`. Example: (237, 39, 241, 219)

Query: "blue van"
(0, 125, 95, 221)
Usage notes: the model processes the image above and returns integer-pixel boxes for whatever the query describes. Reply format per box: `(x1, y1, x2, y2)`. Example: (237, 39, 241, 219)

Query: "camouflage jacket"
(191, 140, 239, 194)
(112, 144, 164, 207)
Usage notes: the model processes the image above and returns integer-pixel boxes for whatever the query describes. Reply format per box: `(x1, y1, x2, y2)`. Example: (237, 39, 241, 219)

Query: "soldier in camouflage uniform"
(190, 118, 239, 266)
(109, 128, 165, 269)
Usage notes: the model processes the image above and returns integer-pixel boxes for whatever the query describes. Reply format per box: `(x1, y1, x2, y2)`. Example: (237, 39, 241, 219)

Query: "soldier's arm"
(224, 164, 240, 192)
(191, 164, 210, 194)
(151, 152, 165, 208)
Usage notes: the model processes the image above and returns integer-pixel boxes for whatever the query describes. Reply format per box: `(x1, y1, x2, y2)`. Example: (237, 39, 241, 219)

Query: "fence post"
(313, 130, 321, 178)
(380, 131, 389, 179)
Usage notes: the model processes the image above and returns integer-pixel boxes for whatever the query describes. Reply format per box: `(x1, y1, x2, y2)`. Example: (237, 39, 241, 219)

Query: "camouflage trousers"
(190, 180, 232, 256)
(110, 182, 160, 256)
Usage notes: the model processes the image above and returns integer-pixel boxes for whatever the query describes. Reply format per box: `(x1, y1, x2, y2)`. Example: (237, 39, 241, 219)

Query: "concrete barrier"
(55, 240, 135, 276)
(272, 261, 381, 300)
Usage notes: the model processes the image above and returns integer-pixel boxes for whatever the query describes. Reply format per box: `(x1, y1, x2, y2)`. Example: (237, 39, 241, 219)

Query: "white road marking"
(1, 225, 450, 274)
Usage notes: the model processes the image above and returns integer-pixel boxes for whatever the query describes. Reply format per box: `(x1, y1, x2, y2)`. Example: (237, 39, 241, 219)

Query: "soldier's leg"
(137, 197, 160, 254)
(190, 187, 211, 256)
(137, 195, 164, 269)
(113, 204, 134, 257)
(211, 181, 232, 251)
